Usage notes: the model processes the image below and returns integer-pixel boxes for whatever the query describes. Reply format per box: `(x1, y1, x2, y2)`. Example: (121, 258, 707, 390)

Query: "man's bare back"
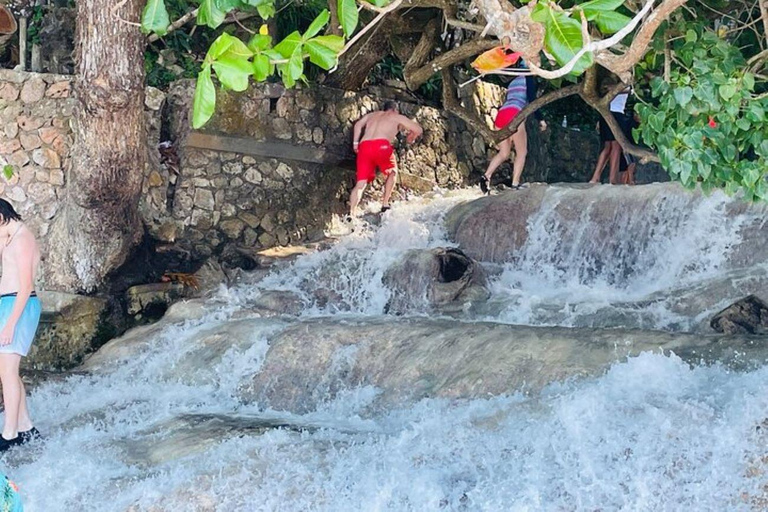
(356, 110, 423, 145)
(0, 227, 40, 295)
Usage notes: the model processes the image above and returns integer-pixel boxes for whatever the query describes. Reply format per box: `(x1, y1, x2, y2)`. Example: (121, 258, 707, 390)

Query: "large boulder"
(445, 183, 768, 271)
(28, 291, 109, 370)
(383, 247, 489, 314)
(710, 295, 768, 335)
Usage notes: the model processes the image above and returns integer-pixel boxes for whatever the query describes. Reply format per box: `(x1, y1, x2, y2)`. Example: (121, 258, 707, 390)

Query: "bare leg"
(510, 123, 528, 187)
(483, 137, 513, 181)
(0, 354, 22, 440)
(349, 180, 368, 217)
(608, 142, 622, 185)
(381, 171, 397, 207)
(17, 378, 32, 432)
(590, 142, 612, 183)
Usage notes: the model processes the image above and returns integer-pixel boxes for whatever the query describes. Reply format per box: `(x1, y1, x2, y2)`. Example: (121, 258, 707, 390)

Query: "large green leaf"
(197, 0, 226, 28)
(192, 66, 216, 129)
(543, 10, 593, 74)
(252, 54, 273, 81)
(577, 0, 625, 11)
(212, 53, 253, 91)
(248, 34, 273, 53)
(141, 0, 170, 36)
(206, 33, 251, 61)
(288, 46, 304, 81)
(587, 10, 630, 34)
(304, 9, 330, 40)
(338, 0, 358, 38)
(305, 35, 343, 70)
(274, 31, 303, 58)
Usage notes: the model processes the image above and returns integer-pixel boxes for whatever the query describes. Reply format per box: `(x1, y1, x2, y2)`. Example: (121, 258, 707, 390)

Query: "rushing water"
(4, 186, 768, 511)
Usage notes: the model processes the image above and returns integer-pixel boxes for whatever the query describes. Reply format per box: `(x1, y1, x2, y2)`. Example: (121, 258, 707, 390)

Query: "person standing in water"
(0, 199, 41, 451)
(480, 60, 546, 194)
(348, 101, 423, 218)
(589, 88, 632, 184)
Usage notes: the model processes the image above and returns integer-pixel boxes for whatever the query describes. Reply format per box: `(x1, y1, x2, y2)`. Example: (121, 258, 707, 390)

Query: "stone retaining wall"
(139, 81, 480, 263)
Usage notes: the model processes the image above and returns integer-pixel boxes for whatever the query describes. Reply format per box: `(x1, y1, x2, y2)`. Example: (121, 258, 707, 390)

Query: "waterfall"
(5, 185, 768, 511)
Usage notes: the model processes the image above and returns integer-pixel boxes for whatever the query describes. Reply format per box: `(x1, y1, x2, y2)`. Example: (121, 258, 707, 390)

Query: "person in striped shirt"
(480, 60, 546, 194)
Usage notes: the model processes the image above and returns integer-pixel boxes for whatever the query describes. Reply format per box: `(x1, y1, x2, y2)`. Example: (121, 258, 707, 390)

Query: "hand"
(406, 132, 418, 144)
(0, 324, 14, 346)
(539, 120, 547, 132)
(353, 143, 359, 154)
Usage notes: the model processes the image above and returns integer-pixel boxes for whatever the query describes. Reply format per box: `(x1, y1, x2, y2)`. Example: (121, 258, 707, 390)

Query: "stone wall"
(0, 69, 166, 287)
(139, 81, 480, 264)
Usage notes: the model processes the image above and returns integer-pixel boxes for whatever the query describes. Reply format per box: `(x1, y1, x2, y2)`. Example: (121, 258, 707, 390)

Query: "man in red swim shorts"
(348, 101, 423, 218)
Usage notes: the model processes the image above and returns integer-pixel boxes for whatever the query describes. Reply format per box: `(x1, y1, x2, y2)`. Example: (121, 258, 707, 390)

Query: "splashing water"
(3, 186, 768, 511)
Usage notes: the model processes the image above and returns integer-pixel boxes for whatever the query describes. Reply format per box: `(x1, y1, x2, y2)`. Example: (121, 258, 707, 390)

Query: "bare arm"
(352, 115, 370, 153)
(399, 115, 423, 144)
(0, 242, 34, 344)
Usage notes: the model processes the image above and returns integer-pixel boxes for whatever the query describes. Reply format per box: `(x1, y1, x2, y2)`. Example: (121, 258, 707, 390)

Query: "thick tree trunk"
(47, 0, 147, 292)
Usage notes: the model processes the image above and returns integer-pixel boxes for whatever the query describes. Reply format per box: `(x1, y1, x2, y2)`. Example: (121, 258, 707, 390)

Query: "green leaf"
(743, 72, 755, 91)
(253, 54, 273, 81)
(542, 10, 593, 75)
(338, 0, 358, 38)
(257, 2, 276, 19)
(274, 31, 303, 58)
(530, 2, 549, 22)
(197, 0, 226, 28)
(212, 53, 253, 91)
(141, 0, 170, 36)
(206, 34, 234, 61)
(288, 45, 304, 81)
(248, 34, 272, 52)
(305, 37, 341, 70)
(685, 29, 697, 43)
(718, 84, 736, 100)
(589, 10, 630, 34)
(367, 0, 388, 6)
(673, 86, 693, 107)
(577, 0, 625, 11)
(192, 66, 216, 129)
(2, 165, 13, 181)
(304, 9, 330, 40)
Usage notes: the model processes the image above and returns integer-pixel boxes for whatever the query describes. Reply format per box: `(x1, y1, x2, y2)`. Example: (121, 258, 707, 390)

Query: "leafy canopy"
(636, 28, 768, 201)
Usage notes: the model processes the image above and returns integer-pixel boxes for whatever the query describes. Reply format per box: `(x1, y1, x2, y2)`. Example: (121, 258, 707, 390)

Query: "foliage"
(27, 5, 45, 46)
(529, 0, 631, 75)
(636, 28, 768, 201)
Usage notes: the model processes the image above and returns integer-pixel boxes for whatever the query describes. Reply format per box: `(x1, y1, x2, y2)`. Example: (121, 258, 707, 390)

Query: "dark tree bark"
(325, 23, 392, 90)
(47, 0, 147, 292)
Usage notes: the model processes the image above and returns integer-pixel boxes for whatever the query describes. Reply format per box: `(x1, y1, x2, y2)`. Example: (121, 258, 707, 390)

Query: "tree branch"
(597, 0, 690, 78)
(492, 84, 581, 142)
(403, 17, 441, 88)
(441, 68, 498, 141)
(406, 37, 497, 89)
(147, 8, 199, 43)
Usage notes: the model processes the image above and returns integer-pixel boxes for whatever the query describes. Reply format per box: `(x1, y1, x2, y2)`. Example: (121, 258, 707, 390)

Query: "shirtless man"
(0, 199, 41, 451)
(348, 101, 423, 218)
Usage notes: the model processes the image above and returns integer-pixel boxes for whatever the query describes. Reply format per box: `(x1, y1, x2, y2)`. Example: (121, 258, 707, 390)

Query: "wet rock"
(27, 291, 109, 370)
(232, 290, 305, 318)
(710, 295, 768, 335)
(126, 282, 187, 317)
(237, 317, 768, 414)
(383, 248, 489, 315)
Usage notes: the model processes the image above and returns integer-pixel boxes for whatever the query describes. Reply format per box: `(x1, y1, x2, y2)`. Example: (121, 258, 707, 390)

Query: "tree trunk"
(47, 0, 147, 292)
(325, 27, 392, 90)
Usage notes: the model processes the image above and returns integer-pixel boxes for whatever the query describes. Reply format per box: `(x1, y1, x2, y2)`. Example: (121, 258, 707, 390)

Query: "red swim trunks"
(494, 106, 521, 129)
(356, 139, 396, 183)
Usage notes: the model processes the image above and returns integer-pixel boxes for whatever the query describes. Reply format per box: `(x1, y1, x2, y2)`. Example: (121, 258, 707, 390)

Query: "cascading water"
(3, 185, 768, 511)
